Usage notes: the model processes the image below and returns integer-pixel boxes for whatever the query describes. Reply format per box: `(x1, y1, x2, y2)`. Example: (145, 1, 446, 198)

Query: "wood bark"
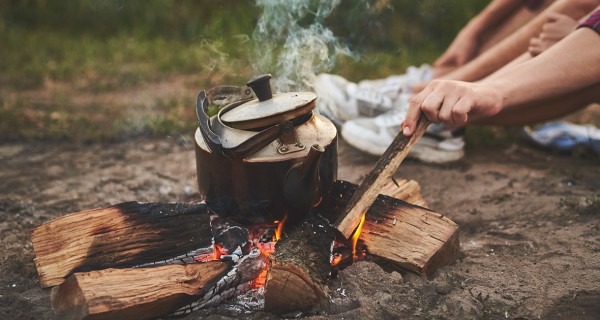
(333, 117, 430, 238)
(264, 214, 336, 315)
(31, 202, 213, 287)
(318, 180, 460, 276)
(51, 261, 229, 320)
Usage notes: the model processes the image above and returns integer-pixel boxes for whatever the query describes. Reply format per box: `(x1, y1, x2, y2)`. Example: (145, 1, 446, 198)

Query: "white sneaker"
(341, 94, 412, 156)
(411, 124, 465, 163)
(342, 106, 465, 163)
(314, 65, 433, 125)
(313, 74, 360, 126)
(315, 74, 407, 125)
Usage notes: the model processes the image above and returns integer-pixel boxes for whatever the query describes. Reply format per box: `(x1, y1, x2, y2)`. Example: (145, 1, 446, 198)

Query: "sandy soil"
(0, 134, 599, 319)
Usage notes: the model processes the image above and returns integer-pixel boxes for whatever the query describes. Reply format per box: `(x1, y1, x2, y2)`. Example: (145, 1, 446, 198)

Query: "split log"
(379, 179, 428, 208)
(31, 202, 212, 287)
(317, 180, 459, 276)
(333, 117, 430, 238)
(51, 261, 229, 320)
(264, 214, 336, 315)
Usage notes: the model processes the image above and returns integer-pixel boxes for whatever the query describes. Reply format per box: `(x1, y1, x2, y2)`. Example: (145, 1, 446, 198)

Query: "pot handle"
(196, 90, 296, 159)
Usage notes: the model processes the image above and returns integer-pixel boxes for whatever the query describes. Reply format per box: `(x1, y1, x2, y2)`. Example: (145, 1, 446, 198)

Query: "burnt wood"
(51, 261, 229, 320)
(317, 180, 460, 276)
(31, 202, 212, 287)
(333, 117, 430, 238)
(264, 213, 336, 315)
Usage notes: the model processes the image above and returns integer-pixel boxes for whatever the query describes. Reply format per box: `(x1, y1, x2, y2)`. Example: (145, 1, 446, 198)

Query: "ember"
(32, 180, 460, 320)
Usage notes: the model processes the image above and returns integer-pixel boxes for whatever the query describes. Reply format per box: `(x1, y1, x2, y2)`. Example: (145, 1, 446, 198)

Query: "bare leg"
(432, 1, 552, 78)
(438, 0, 599, 82)
(478, 1, 553, 53)
(476, 83, 600, 126)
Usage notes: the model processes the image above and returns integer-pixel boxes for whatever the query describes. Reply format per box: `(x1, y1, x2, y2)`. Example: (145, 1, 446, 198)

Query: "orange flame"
(254, 268, 269, 288)
(275, 214, 287, 241)
(330, 253, 342, 267)
(213, 244, 227, 260)
(351, 213, 366, 260)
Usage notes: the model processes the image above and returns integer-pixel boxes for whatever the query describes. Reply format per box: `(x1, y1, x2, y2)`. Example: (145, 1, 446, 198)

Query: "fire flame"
(252, 216, 287, 288)
(213, 244, 227, 260)
(253, 268, 269, 288)
(275, 214, 287, 241)
(351, 213, 366, 260)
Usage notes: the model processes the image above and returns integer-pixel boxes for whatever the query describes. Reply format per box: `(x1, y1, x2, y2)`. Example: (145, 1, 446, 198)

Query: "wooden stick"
(334, 117, 430, 238)
(31, 202, 213, 287)
(51, 261, 229, 320)
(318, 180, 459, 276)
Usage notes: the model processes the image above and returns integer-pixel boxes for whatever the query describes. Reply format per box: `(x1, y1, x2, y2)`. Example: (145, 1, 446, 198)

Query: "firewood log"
(51, 261, 229, 320)
(264, 213, 336, 315)
(317, 180, 460, 276)
(31, 202, 212, 287)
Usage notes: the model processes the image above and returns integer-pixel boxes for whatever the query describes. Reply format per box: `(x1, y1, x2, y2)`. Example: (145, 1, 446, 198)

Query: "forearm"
(441, 0, 599, 82)
(488, 28, 600, 111)
(463, 0, 525, 38)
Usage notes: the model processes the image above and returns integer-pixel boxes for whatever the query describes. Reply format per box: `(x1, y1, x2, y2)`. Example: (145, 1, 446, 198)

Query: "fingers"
(433, 54, 455, 68)
(420, 90, 446, 123)
(529, 37, 542, 56)
(403, 86, 431, 136)
(449, 97, 471, 126)
(403, 80, 481, 135)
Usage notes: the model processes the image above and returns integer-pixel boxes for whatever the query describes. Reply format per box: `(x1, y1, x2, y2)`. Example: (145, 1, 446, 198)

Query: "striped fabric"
(578, 9, 600, 35)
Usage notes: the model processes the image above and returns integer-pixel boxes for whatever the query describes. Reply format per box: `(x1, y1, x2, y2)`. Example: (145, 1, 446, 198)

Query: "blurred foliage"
(0, 0, 484, 141)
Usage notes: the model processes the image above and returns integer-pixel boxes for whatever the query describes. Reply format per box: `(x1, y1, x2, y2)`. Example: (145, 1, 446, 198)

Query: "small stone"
(390, 271, 403, 284)
(435, 284, 452, 295)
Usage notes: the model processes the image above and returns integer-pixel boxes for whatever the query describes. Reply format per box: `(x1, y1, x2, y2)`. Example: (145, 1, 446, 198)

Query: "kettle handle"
(196, 90, 224, 156)
(196, 90, 298, 159)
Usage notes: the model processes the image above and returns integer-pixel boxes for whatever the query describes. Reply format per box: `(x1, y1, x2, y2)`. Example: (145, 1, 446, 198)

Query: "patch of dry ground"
(1, 135, 598, 319)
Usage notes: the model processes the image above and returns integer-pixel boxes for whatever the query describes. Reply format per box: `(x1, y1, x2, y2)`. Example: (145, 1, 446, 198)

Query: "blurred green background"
(0, 0, 486, 142)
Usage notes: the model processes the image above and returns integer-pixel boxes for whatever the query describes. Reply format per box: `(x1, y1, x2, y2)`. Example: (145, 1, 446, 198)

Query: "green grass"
(0, 0, 484, 142)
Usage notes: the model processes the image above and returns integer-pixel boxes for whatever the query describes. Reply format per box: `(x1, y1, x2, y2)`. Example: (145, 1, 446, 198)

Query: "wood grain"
(51, 261, 229, 320)
(31, 202, 212, 287)
(333, 117, 430, 238)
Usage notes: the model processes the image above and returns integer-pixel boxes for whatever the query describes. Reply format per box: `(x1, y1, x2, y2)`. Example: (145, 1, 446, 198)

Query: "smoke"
(252, 0, 355, 92)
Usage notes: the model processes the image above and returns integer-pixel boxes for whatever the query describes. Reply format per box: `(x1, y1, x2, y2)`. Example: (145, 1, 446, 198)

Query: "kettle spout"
(283, 144, 325, 218)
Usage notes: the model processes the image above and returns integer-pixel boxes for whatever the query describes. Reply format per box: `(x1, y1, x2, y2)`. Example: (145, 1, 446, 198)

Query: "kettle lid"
(220, 74, 316, 130)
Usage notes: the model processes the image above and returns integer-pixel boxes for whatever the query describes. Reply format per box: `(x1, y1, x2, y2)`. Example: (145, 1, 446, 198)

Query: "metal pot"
(194, 74, 337, 225)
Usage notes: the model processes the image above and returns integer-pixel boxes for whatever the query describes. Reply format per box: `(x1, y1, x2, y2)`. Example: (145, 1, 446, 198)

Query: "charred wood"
(264, 213, 336, 315)
(31, 202, 212, 287)
(317, 180, 460, 276)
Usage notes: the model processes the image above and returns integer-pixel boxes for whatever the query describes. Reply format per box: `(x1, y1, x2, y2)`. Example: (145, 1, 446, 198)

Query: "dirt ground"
(1, 132, 599, 319)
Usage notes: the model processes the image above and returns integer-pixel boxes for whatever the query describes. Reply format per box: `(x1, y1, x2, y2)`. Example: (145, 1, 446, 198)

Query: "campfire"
(31, 180, 459, 319)
(30, 77, 460, 319)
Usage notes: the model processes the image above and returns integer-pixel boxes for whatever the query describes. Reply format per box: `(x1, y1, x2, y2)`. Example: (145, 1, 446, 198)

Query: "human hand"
(401, 80, 503, 136)
(529, 12, 577, 56)
(434, 29, 479, 68)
